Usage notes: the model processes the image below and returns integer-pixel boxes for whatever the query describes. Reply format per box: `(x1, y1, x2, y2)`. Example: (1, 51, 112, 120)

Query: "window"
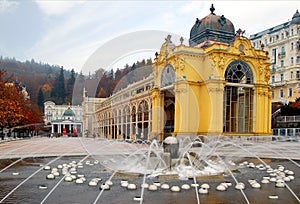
(224, 60, 254, 133)
(269, 37, 272, 43)
(297, 71, 300, 79)
(291, 57, 294, 65)
(280, 89, 284, 98)
(290, 71, 293, 79)
(264, 39, 267, 46)
(291, 29, 294, 36)
(297, 56, 300, 64)
(291, 42, 294, 50)
(288, 88, 293, 97)
(280, 60, 284, 67)
(281, 33, 284, 39)
(272, 91, 274, 99)
(271, 75, 275, 83)
(281, 46, 285, 53)
(280, 74, 284, 82)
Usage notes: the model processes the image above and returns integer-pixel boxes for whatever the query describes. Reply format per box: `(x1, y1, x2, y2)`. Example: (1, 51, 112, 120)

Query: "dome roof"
(189, 4, 235, 47)
(63, 107, 75, 117)
(291, 10, 300, 25)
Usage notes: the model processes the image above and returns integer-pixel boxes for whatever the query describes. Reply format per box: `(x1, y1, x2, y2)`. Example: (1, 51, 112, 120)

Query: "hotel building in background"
(250, 10, 300, 104)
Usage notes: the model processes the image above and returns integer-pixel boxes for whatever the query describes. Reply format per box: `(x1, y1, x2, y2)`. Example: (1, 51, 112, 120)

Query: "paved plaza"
(0, 136, 299, 160)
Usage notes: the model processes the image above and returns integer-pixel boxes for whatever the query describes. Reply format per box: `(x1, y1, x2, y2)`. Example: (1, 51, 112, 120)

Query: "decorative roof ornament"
(165, 34, 172, 43)
(210, 4, 215, 15)
(236, 28, 245, 37)
(180, 37, 184, 45)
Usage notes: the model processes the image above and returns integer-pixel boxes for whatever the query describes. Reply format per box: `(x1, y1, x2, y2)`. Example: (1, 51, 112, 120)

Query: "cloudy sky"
(0, 1, 299, 74)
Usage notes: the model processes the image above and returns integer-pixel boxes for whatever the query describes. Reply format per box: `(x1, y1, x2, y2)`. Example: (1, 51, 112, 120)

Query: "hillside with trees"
(0, 56, 83, 107)
(95, 58, 153, 98)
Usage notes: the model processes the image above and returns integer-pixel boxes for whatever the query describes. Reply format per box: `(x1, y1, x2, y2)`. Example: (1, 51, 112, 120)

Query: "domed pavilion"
(152, 4, 271, 139)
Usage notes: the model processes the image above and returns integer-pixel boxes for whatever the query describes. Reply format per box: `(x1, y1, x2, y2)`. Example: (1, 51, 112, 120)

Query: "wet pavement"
(0, 137, 299, 204)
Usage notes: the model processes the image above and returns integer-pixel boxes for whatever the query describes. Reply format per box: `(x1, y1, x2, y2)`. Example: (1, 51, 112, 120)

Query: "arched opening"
(160, 64, 175, 138)
(137, 100, 150, 139)
(223, 60, 254, 133)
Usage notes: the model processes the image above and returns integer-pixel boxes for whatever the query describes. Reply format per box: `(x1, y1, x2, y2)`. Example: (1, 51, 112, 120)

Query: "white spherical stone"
(199, 188, 208, 194)
(261, 179, 270, 184)
(287, 170, 294, 175)
(251, 182, 261, 189)
(268, 195, 279, 199)
(283, 177, 291, 182)
(71, 175, 76, 180)
(191, 183, 199, 187)
(105, 180, 113, 186)
(161, 183, 170, 190)
(12, 172, 19, 176)
(75, 178, 84, 184)
(141, 183, 149, 189)
(201, 183, 210, 189)
(181, 184, 190, 190)
(53, 171, 60, 177)
(288, 175, 294, 180)
(89, 180, 98, 186)
(39, 185, 48, 189)
(133, 196, 143, 201)
(235, 183, 245, 190)
(276, 179, 284, 183)
(100, 183, 110, 190)
(148, 184, 158, 191)
(216, 185, 226, 191)
(43, 166, 51, 171)
(64, 176, 73, 182)
(270, 177, 277, 182)
(46, 174, 55, 179)
(153, 182, 161, 187)
(127, 183, 137, 190)
(275, 182, 285, 188)
(121, 181, 129, 188)
(170, 186, 181, 192)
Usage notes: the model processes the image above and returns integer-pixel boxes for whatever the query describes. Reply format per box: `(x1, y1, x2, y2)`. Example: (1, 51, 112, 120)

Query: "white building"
(250, 10, 300, 103)
(44, 101, 82, 136)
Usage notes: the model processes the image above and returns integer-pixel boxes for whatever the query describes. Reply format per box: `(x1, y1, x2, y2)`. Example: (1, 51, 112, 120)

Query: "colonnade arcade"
(95, 99, 152, 140)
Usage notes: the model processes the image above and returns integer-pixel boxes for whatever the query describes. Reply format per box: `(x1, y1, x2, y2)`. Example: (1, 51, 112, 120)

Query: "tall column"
(135, 104, 138, 139)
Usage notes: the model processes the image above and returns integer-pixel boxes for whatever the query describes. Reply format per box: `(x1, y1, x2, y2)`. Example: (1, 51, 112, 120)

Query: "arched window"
(223, 60, 254, 133)
(161, 64, 175, 87)
(225, 60, 253, 84)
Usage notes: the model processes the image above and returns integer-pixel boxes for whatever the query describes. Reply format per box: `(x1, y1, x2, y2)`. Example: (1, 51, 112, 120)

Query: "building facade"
(250, 10, 300, 103)
(44, 101, 82, 136)
(85, 5, 272, 141)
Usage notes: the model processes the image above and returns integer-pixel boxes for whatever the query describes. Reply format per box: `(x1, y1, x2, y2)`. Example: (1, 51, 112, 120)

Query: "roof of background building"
(189, 4, 235, 47)
(250, 10, 299, 40)
(63, 107, 75, 117)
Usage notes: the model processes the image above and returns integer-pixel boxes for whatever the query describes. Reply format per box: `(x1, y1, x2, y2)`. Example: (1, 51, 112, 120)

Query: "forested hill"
(0, 56, 79, 107)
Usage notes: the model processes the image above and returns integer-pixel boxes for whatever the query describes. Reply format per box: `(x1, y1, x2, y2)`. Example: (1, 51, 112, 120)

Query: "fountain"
(0, 135, 299, 204)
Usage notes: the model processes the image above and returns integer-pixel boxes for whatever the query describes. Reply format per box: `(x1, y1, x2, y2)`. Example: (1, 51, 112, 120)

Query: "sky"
(0, 0, 299, 74)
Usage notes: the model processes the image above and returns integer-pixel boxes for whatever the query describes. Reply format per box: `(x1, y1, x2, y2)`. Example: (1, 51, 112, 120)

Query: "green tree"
(65, 69, 76, 104)
(51, 66, 66, 104)
(37, 87, 44, 109)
